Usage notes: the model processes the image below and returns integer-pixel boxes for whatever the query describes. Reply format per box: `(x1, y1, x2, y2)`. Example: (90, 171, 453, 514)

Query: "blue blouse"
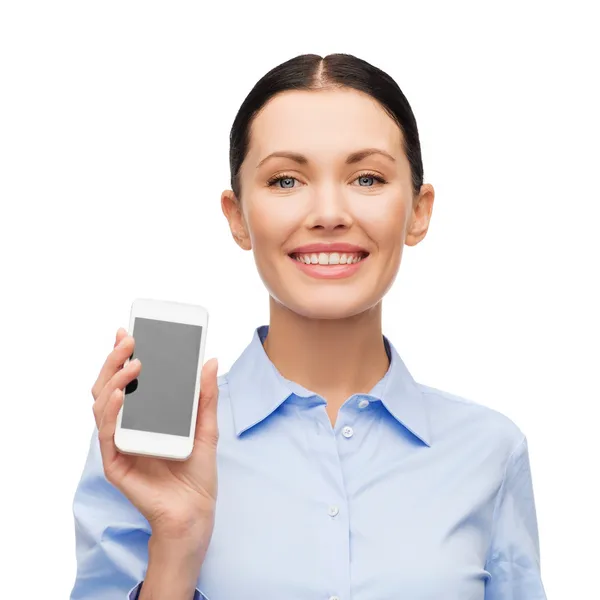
(71, 325, 547, 599)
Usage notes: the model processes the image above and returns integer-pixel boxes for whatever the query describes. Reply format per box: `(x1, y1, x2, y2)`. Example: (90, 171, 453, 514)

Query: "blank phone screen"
(121, 317, 203, 436)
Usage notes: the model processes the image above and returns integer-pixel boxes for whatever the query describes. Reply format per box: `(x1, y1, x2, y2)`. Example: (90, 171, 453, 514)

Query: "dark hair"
(229, 53, 424, 202)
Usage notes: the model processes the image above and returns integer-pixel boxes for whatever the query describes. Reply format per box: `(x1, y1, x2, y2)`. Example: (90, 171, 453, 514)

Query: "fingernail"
(117, 336, 128, 348)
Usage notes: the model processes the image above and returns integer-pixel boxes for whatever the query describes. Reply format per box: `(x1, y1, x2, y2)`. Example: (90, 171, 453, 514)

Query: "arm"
(70, 428, 207, 600)
(484, 435, 547, 600)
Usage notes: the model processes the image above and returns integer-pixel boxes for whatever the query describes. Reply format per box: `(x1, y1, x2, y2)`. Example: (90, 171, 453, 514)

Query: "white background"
(1, 1, 598, 598)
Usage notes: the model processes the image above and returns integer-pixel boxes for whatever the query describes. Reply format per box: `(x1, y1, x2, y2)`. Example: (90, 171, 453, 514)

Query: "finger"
(91, 331, 135, 400)
(114, 327, 128, 348)
(194, 358, 219, 443)
(93, 358, 141, 430)
(99, 387, 124, 478)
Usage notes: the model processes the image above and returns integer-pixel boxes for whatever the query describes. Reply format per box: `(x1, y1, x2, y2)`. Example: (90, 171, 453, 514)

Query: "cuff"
(128, 581, 204, 599)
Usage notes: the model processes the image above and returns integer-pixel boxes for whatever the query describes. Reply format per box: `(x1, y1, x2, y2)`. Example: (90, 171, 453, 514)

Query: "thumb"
(194, 358, 219, 443)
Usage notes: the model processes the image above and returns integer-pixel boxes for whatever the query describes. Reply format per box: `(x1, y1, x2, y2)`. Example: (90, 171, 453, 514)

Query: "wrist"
(150, 511, 214, 543)
(149, 528, 211, 565)
(141, 535, 208, 599)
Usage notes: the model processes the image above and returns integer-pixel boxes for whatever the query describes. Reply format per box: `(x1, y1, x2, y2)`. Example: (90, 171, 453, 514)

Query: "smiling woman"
(71, 53, 547, 600)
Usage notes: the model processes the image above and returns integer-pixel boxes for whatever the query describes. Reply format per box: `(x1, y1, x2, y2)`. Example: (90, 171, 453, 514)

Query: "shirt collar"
(227, 325, 431, 446)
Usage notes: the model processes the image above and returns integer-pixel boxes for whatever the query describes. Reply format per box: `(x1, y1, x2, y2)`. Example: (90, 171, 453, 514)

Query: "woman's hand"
(91, 327, 219, 546)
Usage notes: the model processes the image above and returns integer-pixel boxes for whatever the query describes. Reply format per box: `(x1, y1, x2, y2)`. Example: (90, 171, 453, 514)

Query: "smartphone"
(114, 298, 209, 461)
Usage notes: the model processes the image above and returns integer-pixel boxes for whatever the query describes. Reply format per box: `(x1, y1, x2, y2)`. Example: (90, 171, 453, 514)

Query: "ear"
(221, 190, 252, 251)
(405, 183, 435, 247)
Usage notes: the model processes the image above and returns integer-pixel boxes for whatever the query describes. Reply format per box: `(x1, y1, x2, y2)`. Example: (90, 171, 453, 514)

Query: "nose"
(305, 184, 353, 231)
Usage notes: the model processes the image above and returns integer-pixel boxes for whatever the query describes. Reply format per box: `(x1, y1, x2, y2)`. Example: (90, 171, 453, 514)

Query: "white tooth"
(295, 252, 365, 265)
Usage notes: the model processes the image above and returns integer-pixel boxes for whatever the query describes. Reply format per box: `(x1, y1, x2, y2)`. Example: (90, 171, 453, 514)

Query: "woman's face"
(222, 87, 434, 320)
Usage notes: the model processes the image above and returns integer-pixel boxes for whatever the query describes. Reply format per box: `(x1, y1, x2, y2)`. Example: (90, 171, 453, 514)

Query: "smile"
(288, 251, 370, 280)
(290, 251, 368, 265)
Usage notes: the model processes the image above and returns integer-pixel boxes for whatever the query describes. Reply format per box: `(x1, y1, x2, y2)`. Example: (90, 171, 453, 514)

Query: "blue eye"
(267, 176, 297, 189)
(355, 172, 387, 186)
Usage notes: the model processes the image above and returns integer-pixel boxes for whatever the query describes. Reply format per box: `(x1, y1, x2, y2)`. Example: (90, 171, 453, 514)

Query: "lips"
(288, 242, 369, 257)
(288, 251, 368, 279)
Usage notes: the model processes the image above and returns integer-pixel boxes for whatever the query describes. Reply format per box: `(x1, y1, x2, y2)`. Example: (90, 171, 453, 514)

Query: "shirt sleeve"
(484, 435, 547, 600)
(69, 427, 206, 600)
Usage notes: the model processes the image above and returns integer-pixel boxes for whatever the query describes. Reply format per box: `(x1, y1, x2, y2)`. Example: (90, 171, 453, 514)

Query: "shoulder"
(416, 382, 526, 454)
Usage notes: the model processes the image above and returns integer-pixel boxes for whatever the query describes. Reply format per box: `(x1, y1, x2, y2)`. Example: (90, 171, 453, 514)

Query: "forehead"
(247, 88, 404, 164)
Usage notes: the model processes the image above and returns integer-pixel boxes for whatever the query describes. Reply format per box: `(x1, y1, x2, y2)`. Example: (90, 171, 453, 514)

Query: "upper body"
(71, 325, 546, 600)
(72, 53, 547, 599)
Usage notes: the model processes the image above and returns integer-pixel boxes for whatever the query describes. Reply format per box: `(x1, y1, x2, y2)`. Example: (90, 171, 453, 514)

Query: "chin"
(280, 296, 373, 321)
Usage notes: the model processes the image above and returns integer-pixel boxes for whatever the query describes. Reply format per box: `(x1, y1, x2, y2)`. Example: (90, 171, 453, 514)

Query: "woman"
(71, 53, 547, 599)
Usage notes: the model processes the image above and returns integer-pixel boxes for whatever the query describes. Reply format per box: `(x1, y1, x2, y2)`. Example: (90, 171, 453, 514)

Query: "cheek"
(356, 198, 409, 250)
(246, 199, 301, 253)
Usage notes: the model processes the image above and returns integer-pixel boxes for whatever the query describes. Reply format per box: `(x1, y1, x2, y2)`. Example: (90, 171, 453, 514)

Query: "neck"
(263, 297, 390, 420)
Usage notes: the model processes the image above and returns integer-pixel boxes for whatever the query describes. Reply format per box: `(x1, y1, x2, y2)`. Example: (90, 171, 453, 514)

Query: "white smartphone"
(114, 298, 209, 461)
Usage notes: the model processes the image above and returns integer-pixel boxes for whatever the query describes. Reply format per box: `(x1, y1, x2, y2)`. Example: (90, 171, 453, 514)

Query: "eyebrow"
(256, 147, 396, 169)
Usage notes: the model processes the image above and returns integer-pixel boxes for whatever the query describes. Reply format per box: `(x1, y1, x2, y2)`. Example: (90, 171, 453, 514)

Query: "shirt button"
(328, 505, 339, 517)
(342, 426, 354, 438)
(329, 597, 340, 600)
(358, 399, 370, 409)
